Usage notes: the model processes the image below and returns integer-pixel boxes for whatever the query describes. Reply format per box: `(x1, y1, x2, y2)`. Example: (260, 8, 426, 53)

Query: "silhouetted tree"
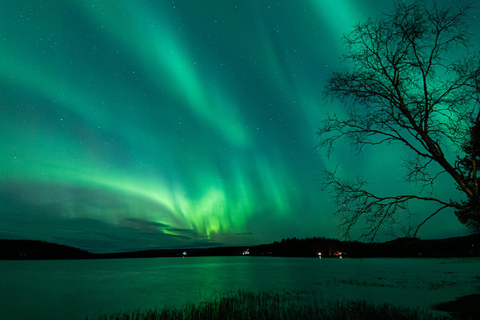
(455, 121, 480, 230)
(319, 1, 480, 240)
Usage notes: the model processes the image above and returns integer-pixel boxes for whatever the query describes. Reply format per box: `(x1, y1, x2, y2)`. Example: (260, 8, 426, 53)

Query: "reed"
(94, 289, 449, 320)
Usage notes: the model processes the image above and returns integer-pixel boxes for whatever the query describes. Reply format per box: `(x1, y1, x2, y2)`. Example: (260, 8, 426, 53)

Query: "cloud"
(51, 217, 217, 253)
(0, 182, 223, 252)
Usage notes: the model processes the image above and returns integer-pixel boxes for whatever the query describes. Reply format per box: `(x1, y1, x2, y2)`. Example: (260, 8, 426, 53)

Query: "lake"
(0, 257, 479, 319)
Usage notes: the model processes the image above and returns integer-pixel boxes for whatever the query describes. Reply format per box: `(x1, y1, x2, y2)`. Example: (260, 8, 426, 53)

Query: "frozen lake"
(0, 256, 479, 319)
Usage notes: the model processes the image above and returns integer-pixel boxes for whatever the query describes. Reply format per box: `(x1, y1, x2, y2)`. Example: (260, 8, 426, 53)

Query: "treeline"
(248, 234, 480, 258)
(2, 233, 479, 260)
(249, 237, 343, 257)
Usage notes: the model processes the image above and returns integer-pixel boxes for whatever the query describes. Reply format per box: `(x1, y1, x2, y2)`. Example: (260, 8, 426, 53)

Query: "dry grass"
(93, 290, 450, 320)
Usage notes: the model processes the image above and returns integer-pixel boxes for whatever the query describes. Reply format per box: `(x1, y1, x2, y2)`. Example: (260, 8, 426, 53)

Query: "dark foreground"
(434, 294, 480, 319)
(93, 290, 469, 320)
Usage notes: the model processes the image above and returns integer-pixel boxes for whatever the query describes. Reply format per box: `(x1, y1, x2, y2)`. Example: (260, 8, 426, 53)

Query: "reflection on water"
(0, 257, 479, 319)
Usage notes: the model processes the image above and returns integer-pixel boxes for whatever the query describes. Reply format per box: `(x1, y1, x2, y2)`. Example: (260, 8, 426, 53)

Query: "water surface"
(0, 257, 478, 319)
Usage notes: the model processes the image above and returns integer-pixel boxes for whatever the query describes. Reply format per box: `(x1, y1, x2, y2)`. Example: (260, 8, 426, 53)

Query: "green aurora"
(1, 0, 478, 252)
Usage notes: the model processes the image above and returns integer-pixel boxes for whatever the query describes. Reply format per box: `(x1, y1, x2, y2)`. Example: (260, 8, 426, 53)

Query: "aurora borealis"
(1, 0, 478, 252)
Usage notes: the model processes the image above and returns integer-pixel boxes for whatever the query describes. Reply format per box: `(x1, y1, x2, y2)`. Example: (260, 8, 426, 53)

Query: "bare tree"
(318, 1, 480, 241)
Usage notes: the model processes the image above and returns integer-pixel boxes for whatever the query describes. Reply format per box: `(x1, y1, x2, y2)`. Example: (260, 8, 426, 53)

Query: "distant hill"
(0, 240, 93, 260)
(1, 234, 479, 260)
(98, 246, 248, 259)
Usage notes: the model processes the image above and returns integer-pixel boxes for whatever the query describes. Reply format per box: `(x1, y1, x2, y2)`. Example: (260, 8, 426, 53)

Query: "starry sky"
(1, 0, 478, 253)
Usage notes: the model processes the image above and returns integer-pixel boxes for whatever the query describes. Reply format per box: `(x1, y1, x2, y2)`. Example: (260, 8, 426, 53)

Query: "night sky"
(1, 0, 478, 253)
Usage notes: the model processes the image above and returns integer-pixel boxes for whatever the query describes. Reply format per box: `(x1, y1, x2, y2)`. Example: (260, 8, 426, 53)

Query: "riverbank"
(434, 294, 480, 319)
